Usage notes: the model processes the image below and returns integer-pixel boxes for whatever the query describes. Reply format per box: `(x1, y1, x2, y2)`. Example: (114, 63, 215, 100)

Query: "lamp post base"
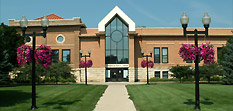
(194, 106, 201, 110)
(31, 106, 38, 110)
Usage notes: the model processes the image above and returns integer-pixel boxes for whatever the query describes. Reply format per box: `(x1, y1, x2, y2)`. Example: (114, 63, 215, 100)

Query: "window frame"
(162, 47, 168, 63)
(105, 16, 129, 64)
(162, 71, 169, 78)
(62, 49, 71, 64)
(154, 47, 160, 63)
(56, 34, 65, 43)
(217, 47, 223, 63)
(154, 71, 160, 78)
(51, 49, 59, 63)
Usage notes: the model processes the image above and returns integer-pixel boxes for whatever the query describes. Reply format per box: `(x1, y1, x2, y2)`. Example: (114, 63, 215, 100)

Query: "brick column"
(74, 31, 80, 68)
(128, 32, 137, 82)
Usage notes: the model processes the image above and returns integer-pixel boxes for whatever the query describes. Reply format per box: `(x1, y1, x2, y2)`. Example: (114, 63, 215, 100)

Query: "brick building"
(9, 6, 232, 82)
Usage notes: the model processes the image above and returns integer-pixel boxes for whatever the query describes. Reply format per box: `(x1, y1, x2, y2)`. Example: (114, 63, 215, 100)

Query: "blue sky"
(0, 0, 232, 28)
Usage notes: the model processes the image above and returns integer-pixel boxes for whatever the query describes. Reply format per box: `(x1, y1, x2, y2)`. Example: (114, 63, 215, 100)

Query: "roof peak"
(34, 14, 64, 20)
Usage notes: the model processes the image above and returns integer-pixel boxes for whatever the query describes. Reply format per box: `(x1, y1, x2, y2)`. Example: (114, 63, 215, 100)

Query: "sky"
(0, 0, 232, 28)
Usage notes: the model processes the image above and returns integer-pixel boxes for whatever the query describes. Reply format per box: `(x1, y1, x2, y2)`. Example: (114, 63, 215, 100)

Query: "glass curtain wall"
(105, 16, 129, 64)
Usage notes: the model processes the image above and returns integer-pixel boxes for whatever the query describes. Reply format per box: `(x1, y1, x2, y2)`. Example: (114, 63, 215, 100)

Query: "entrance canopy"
(98, 6, 135, 32)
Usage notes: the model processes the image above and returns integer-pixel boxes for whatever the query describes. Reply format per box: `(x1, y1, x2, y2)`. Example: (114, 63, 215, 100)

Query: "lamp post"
(141, 49, 153, 85)
(20, 16, 49, 110)
(80, 49, 91, 85)
(180, 12, 211, 110)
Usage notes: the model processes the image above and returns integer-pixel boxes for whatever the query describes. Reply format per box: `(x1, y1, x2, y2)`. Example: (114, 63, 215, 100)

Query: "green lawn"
(126, 83, 233, 111)
(0, 84, 107, 111)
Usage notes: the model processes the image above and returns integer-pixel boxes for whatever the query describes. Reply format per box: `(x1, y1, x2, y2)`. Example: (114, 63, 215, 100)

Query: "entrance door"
(106, 68, 128, 82)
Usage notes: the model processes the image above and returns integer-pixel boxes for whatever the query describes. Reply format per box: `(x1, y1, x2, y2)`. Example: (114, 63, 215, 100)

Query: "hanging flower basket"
(199, 43, 215, 64)
(17, 45, 52, 69)
(79, 60, 93, 68)
(141, 60, 154, 68)
(17, 45, 32, 65)
(178, 43, 215, 64)
(179, 44, 198, 62)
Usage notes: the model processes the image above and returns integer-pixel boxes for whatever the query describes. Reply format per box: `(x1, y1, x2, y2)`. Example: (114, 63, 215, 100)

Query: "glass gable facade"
(105, 16, 129, 64)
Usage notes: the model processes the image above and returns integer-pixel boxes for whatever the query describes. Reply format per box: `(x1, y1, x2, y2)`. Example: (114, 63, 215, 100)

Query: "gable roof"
(34, 14, 64, 20)
(98, 6, 135, 32)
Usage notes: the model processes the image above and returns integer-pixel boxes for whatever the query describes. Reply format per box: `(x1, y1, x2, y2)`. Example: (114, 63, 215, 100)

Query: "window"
(162, 47, 168, 63)
(105, 16, 129, 64)
(62, 49, 70, 63)
(56, 35, 65, 43)
(217, 47, 223, 63)
(154, 48, 160, 63)
(155, 71, 160, 78)
(163, 71, 168, 78)
(51, 50, 59, 63)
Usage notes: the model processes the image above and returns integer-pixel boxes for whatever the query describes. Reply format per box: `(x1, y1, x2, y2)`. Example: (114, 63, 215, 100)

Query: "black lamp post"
(80, 49, 91, 85)
(20, 16, 49, 110)
(180, 12, 211, 110)
(141, 49, 153, 85)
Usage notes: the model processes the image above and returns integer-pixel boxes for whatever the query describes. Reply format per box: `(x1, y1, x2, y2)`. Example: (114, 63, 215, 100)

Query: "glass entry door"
(106, 68, 128, 82)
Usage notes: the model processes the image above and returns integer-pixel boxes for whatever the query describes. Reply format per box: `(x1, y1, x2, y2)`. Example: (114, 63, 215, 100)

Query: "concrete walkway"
(94, 83, 137, 111)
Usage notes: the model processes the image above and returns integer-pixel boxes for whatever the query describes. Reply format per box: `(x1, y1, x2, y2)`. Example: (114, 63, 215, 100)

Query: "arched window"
(105, 16, 129, 64)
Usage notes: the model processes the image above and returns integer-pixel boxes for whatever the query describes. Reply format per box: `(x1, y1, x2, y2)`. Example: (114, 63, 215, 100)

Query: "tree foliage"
(48, 62, 73, 84)
(169, 65, 193, 83)
(199, 63, 222, 83)
(221, 38, 233, 85)
(0, 23, 24, 84)
(0, 23, 24, 66)
(14, 61, 73, 84)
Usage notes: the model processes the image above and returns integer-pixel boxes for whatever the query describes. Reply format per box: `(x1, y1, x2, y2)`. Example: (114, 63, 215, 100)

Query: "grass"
(0, 84, 107, 111)
(126, 83, 233, 111)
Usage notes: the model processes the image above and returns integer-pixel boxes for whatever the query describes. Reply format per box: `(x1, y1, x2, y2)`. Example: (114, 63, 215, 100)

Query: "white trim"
(147, 43, 175, 45)
(25, 36, 32, 45)
(56, 34, 65, 43)
(179, 43, 226, 45)
(105, 64, 129, 68)
(98, 6, 135, 32)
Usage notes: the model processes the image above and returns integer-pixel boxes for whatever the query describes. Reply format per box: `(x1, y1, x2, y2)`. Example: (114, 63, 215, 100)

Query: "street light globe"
(41, 16, 49, 27)
(202, 13, 211, 25)
(20, 16, 28, 28)
(180, 12, 189, 25)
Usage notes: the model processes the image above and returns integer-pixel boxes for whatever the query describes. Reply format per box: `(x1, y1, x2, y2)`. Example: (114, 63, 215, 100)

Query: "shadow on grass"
(42, 100, 81, 109)
(0, 90, 31, 107)
(184, 98, 214, 105)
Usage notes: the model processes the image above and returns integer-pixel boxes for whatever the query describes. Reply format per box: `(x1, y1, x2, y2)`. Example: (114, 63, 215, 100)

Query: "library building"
(9, 6, 232, 82)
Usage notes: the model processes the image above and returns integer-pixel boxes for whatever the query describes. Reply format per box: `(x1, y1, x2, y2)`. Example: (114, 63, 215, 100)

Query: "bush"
(169, 65, 193, 83)
(149, 77, 179, 82)
(58, 78, 76, 83)
(199, 63, 222, 83)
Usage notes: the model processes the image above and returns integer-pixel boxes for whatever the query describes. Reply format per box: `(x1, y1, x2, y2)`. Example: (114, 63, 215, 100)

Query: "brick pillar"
(74, 31, 80, 68)
(97, 32, 106, 82)
(128, 32, 137, 82)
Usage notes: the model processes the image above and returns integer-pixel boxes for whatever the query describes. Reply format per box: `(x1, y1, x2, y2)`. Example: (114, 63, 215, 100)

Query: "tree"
(0, 23, 24, 84)
(221, 38, 233, 85)
(199, 63, 222, 83)
(0, 51, 13, 84)
(169, 65, 193, 83)
(0, 23, 24, 66)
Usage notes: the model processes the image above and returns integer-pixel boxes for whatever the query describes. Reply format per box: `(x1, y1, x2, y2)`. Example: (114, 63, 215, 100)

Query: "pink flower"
(141, 60, 154, 68)
(79, 60, 93, 68)
(179, 43, 215, 65)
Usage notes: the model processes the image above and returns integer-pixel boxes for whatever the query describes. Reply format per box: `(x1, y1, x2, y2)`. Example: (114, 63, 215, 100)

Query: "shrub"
(169, 65, 193, 83)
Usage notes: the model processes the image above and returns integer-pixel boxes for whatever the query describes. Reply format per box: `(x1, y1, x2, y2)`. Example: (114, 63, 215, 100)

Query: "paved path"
(94, 83, 137, 111)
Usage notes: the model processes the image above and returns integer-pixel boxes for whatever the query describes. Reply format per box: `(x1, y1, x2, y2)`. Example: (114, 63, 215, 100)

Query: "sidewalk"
(94, 83, 137, 111)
